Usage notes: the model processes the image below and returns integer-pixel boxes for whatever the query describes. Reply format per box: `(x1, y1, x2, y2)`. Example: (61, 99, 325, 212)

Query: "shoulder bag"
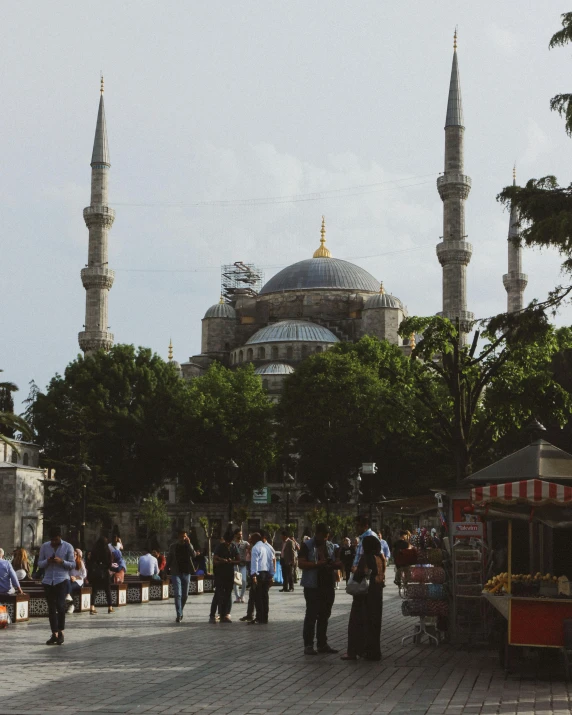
(345, 571, 370, 596)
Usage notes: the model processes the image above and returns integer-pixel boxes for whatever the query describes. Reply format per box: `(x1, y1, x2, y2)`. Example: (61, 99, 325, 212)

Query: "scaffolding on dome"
(221, 262, 264, 302)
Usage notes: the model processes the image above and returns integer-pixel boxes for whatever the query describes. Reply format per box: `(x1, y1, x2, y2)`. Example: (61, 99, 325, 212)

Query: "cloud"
(487, 22, 522, 56)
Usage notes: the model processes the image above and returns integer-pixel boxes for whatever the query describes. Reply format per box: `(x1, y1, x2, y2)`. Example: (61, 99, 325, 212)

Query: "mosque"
(78, 37, 528, 399)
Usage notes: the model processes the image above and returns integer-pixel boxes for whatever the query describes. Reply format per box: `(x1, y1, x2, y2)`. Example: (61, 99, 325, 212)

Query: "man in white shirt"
(138, 549, 159, 579)
(249, 531, 275, 624)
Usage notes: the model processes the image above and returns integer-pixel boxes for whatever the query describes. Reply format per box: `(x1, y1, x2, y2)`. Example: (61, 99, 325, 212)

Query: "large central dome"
(260, 257, 379, 295)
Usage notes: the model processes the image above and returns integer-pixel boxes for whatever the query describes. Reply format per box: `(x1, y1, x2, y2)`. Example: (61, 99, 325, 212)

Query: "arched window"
(247, 348, 253, 361)
(301, 345, 308, 358)
(258, 346, 265, 359)
(23, 453, 29, 466)
(271, 345, 279, 360)
(316, 345, 323, 353)
(238, 350, 243, 363)
(262, 379, 269, 390)
(286, 346, 293, 360)
(11, 450, 17, 463)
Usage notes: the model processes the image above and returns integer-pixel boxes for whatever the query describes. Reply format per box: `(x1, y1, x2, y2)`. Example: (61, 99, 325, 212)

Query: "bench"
(0, 592, 30, 622)
(19, 585, 95, 616)
(123, 578, 150, 603)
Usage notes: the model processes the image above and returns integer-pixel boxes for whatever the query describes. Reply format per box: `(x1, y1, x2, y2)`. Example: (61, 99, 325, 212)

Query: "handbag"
(345, 572, 369, 596)
(233, 570, 243, 587)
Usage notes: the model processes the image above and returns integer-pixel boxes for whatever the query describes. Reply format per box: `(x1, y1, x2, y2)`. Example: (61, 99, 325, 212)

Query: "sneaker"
(221, 615, 232, 623)
(56, 632, 64, 646)
(304, 645, 318, 655)
(234, 599, 241, 603)
(66, 604, 74, 615)
(239, 615, 253, 622)
(209, 615, 218, 623)
(65, 594, 73, 602)
(317, 644, 339, 654)
(46, 635, 58, 646)
(180, 614, 184, 621)
(175, 615, 182, 623)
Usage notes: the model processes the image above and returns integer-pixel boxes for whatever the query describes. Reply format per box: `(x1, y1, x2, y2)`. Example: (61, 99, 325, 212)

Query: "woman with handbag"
(87, 537, 114, 614)
(341, 535, 386, 661)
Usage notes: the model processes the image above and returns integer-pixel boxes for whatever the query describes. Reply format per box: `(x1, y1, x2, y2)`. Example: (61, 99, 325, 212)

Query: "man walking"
(38, 526, 75, 645)
(166, 529, 196, 623)
(232, 528, 249, 604)
(339, 537, 355, 582)
(299, 523, 341, 655)
(211, 531, 239, 623)
(250, 530, 274, 624)
(279, 530, 296, 592)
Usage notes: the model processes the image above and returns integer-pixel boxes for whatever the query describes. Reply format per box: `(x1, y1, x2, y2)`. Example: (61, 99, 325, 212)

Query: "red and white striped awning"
(471, 479, 572, 506)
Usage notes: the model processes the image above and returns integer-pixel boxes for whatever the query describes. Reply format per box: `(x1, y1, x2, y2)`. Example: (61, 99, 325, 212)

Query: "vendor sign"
(452, 521, 483, 538)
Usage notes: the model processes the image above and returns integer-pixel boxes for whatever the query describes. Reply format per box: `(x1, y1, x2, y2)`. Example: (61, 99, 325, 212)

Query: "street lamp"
(79, 463, 91, 550)
(227, 459, 238, 526)
(324, 482, 334, 522)
(355, 473, 362, 518)
(284, 472, 295, 526)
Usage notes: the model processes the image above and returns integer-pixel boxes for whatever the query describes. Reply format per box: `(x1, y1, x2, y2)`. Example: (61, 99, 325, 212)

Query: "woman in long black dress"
(87, 537, 114, 614)
(341, 535, 386, 661)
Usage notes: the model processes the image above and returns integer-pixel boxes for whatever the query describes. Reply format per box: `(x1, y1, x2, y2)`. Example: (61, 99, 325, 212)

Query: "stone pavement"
(1, 570, 571, 715)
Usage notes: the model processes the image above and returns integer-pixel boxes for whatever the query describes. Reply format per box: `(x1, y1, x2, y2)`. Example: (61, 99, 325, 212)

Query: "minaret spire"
(78, 79, 115, 356)
(436, 29, 473, 337)
(503, 166, 528, 312)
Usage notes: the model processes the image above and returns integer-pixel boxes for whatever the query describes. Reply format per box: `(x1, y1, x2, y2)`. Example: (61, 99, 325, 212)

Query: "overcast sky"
(2, 2, 572, 409)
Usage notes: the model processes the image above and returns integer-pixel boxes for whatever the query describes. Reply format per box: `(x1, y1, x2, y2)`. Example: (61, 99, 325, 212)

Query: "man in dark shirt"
(211, 531, 239, 623)
(166, 530, 196, 623)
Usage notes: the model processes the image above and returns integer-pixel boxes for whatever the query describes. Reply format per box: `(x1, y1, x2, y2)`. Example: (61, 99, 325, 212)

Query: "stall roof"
(472, 479, 572, 506)
(465, 439, 572, 485)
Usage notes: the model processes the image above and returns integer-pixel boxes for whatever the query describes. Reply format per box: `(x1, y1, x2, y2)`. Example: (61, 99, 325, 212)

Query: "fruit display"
(484, 572, 559, 596)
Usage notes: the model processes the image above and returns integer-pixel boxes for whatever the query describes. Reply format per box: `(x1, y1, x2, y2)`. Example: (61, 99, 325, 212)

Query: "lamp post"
(355, 473, 362, 517)
(284, 472, 295, 526)
(324, 482, 334, 523)
(227, 459, 238, 526)
(79, 463, 91, 550)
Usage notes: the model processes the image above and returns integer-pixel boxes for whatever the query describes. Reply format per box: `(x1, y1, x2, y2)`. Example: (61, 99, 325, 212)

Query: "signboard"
(253, 488, 270, 504)
(452, 521, 484, 538)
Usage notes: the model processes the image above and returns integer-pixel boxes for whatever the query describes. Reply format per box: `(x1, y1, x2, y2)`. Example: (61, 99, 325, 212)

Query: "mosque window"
(301, 345, 308, 358)
(11, 450, 17, 463)
(271, 346, 279, 360)
(258, 347, 265, 359)
(315, 345, 323, 353)
(262, 379, 269, 390)
(286, 346, 293, 360)
(247, 348, 253, 361)
(239, 350, 243, 363)
(23, 453, 29, 466)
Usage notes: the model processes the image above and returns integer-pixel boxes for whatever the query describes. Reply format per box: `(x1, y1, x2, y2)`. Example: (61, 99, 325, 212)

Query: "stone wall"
(0, 467, 45, 551)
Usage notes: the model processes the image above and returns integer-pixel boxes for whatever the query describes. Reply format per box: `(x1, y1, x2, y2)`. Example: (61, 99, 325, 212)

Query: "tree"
(263, 522, 281, 548)
(397, 314, 571, 483)
(0, 370, 33, 448)
(278, 336, 431, 499)
(33, 345, 191, 505)
(182, 363, 276, 499)
(140, 495, 170, 549)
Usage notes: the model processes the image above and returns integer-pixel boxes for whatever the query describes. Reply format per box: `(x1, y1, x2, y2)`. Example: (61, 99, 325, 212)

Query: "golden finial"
(409, 333, 416, 349)
(453, 27, 458, 51)
(100, 73, 104, 94)
(313, 215, 332, 258)
(168, 339, 173, 362)
(379, 282, 385, 295)
(219, 295, 225, 304)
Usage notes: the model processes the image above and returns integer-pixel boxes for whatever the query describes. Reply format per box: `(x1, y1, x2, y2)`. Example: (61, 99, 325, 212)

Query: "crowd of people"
(0, 515, 418, 658)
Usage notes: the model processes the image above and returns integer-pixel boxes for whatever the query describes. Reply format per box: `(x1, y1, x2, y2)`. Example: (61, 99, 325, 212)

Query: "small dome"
(246, 320, 339, 345)
(204, 301, 236, 319)
(363, 285, 403, 310)
(254, 362, 295, 376)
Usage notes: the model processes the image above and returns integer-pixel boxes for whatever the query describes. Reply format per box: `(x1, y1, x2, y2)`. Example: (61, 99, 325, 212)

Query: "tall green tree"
(0, 370, 32, 447)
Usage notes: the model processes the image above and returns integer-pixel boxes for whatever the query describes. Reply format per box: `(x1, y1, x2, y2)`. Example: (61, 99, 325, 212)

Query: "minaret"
(78, 76, 115, 356)
(502, 167, 528, 312)
(436, 30, 473, 334)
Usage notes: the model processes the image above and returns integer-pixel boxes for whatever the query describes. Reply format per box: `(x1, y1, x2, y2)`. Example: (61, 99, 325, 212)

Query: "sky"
(2, 2, 572, 409)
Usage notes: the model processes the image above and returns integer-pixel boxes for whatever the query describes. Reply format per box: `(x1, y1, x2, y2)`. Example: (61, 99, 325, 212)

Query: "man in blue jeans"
(166, 530, 196, 623)
(38, 526, 75, 645)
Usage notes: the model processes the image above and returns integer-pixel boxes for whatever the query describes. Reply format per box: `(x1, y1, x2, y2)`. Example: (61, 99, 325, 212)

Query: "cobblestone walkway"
(1, 571, 571, 715)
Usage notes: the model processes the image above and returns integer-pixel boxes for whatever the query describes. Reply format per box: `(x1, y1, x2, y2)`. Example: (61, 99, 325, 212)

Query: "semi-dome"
(204, 300, 236, 319)
(246, 320, 339, 345)
(260, 258, 379, 295)
(254, 362, 295, 376)
(363, 284, 403, 310)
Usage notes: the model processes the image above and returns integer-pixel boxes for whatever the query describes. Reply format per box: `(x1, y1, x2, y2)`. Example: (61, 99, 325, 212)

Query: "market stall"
(470, 478, 572, 662)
